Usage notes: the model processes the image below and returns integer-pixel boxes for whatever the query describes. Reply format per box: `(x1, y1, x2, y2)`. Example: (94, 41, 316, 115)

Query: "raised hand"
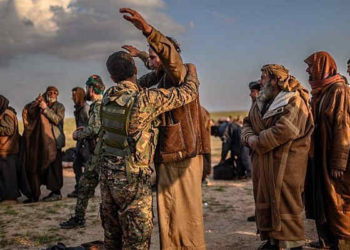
(122, 45, 141, 57)
(119, 8, 152, 34)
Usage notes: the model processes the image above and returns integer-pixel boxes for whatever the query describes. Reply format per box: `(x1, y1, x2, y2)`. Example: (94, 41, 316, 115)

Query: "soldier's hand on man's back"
(331, 169, 344, 179)
(120, 8, 152, 35)
(122, 45, 141, 57)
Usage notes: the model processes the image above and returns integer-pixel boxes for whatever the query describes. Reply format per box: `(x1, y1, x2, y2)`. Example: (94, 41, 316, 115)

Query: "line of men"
(0, 8, 211, 250)
(243, 53, 350, 249)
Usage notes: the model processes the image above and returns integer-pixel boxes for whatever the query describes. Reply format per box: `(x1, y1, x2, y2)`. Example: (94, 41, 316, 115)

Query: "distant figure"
(68, 87, 90, 198)
(304, 51, 350, 249)
(201, 106, 212, 181)
(220, 118, 251, 179)
(23, 86, 65, 203)
(247, 80, 261, 222)
(242, 64, 313, 250)
(0, 95, 20, 202)
(217, 118, 230, 139)
(249, 80, 261, 102)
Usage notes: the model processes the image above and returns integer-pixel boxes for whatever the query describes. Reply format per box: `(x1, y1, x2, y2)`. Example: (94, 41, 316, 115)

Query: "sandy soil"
(0, 137, 318, 249)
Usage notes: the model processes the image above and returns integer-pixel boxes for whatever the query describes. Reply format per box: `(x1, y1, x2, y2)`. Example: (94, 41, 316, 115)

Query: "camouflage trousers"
(99, 167, 153, 250)
(74, 166, 99, 219)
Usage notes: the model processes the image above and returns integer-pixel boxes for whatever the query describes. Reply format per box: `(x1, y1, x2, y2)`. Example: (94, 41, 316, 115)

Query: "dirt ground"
(0, 137, 318, 249)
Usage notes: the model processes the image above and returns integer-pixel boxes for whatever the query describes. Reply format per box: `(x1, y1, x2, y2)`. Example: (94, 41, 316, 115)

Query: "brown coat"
(22, 102, 57, 200)
(242, 90, 314, 241)
(139, 28, 209, 163)
(305, 82, 350, 239)
(0, 109, 20, 158)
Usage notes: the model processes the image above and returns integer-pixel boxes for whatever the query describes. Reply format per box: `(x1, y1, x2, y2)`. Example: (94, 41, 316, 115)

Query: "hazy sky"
(1, 0, 350, 117)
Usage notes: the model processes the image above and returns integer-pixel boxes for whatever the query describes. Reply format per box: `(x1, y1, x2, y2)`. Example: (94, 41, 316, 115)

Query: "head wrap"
(261, 64, 310, 103)
(248, 81, 261, 91)
(304, 51, 346, 117)
(46, 86, 59, 95)
(304, 51, 337, 82)
(0, 95, 9, 115)
(85, 74, 105, 94)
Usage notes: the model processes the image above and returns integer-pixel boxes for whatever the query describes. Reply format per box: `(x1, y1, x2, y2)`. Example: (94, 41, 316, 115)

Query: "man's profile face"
(306, 63, 313, 80)
(72, 91, 78, 105)
(85, 86, 93, 101)
(148, 48, 162, 70)
(250, 89, 259, 101)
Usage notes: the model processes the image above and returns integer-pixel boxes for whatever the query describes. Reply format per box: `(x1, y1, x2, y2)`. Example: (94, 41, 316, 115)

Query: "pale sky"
(1, 0, 350, 117)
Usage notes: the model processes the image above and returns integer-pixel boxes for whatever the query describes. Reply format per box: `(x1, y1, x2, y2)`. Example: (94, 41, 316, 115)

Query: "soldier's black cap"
(249, 81, 261, 90)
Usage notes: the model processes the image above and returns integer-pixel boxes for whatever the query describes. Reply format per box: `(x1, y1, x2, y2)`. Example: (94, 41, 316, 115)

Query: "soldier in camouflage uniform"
(60, 75, 105, 229)
(98, 11, 199, 247)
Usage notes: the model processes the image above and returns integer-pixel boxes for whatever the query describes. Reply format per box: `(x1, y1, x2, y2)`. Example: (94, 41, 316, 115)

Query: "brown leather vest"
(0, 109, 20, 158)
(155, 69, 211, 163)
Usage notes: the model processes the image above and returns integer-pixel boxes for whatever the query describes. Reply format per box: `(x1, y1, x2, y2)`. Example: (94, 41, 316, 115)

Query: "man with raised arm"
(121, 8, 208, 249)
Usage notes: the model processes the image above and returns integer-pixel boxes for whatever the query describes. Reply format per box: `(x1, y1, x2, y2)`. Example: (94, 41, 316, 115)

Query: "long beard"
(46, 96, 56, 105)
(258, 81, 275, 103)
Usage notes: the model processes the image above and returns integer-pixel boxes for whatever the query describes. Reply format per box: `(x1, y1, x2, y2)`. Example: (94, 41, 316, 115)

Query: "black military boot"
(59, 216, 85, 229)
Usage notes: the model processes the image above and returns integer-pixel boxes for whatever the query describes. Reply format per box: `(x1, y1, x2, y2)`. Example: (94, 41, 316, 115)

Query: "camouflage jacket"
(75, 97, 102, 141)
(99, 68, 199, 176)
(42, 101, 65, 149)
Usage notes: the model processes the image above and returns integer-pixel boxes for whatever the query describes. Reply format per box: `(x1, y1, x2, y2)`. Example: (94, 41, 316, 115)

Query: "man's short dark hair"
(347, 59, 350, 65)
(106, 51, 136, 82)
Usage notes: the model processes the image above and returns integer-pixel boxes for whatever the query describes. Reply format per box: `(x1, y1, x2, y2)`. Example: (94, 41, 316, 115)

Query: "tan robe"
(306, 82, 350, 239)
(157, 155, 205, 250)
(242, 90, 314, 242)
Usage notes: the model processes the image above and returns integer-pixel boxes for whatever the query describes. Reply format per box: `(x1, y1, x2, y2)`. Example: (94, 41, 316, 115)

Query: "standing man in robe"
(304, 51, 350, 249)
(23, 86, 65, 202)
(68, 87, 90, 198)
(0, 95, 20, 202)
(121, 8, 207, 250)
(241, 64, 314, 250)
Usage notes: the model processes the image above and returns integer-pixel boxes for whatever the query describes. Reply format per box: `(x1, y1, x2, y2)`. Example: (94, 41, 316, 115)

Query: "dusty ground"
(0, 137, 318, 249)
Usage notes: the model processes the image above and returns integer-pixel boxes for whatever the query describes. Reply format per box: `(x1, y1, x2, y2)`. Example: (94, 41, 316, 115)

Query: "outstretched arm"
(120, 8, 186, 84)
